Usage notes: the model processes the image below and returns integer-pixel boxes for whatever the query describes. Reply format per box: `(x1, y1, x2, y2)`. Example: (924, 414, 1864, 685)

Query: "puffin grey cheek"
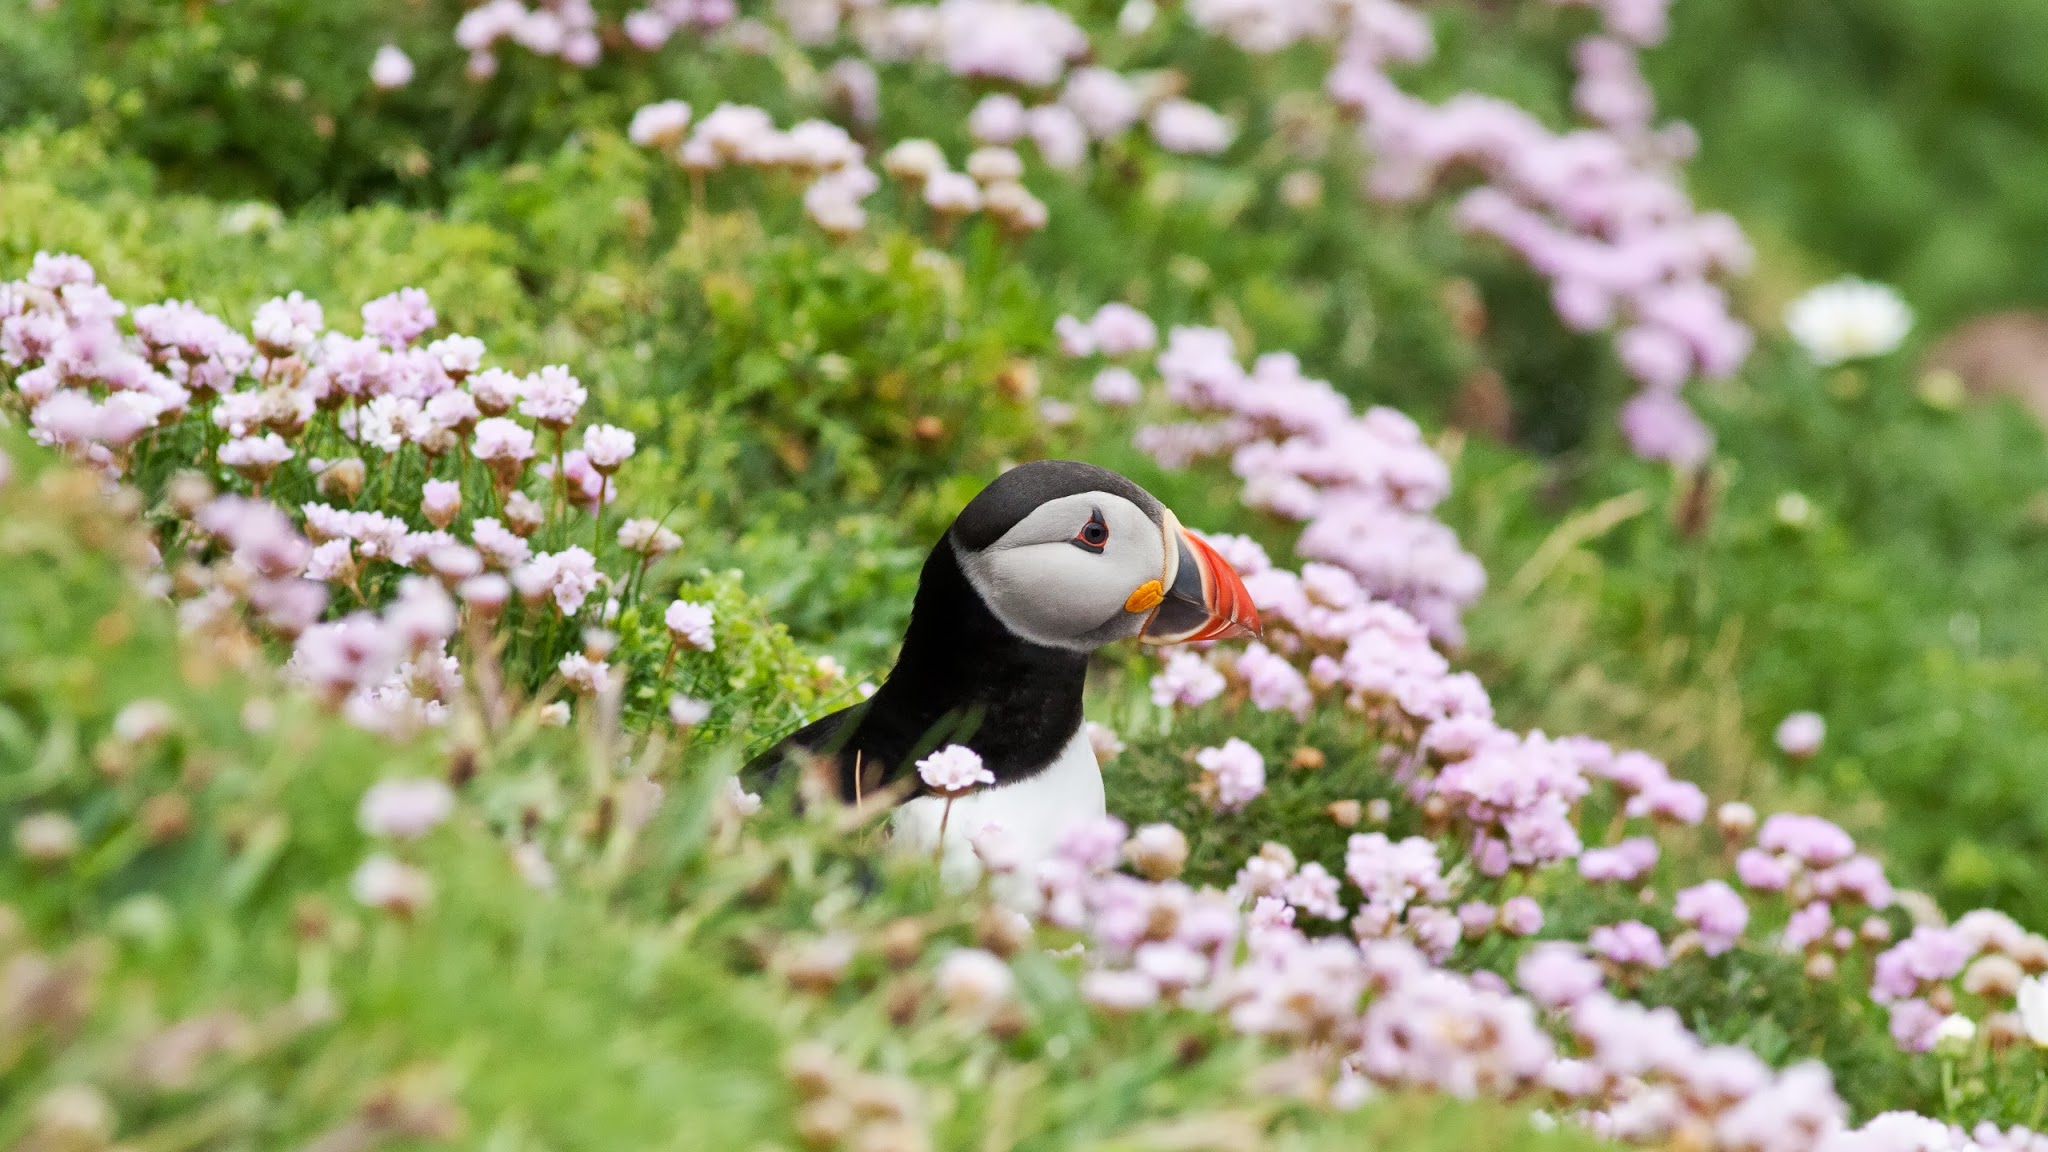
(959, 541, 1162, 649)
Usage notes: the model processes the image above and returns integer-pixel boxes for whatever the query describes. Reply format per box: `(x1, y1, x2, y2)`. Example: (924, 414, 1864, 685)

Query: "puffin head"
(947, 460, 1260, 652)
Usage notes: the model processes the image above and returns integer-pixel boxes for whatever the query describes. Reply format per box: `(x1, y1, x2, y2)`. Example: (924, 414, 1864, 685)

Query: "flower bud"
(317, 458, 366, 503)
(505, 492, 545, 537)
(1716, 801, 1757, 843)
(15, 812, 79, 863)
(29, 1085, 114, 1152)
(795, 1098, 854, 1150)
(880, 918, 927, 969)
(975, 905, 1031, 958)
(934, 947, 1014, 1017)
(421, 479, 462, 530)
(1964, 954, 2023, 999)
(460, 574, 510, 617)
(165, 470, 216, 517)
(784, 934, 856, 994)
(1122, 823, 1188, 881)
(784, 1042, 841, 1100)
(1988, 1011, 2027, 1051)
(141, 794, 192, 843)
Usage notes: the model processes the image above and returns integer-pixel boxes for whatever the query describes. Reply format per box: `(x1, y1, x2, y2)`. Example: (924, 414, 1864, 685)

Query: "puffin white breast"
(891, 726, 1105, 901)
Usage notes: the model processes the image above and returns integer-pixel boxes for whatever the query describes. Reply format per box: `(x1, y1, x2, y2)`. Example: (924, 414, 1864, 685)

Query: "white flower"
(1933, 1013, 1977, 1057)
(916, 744, 993, 794)
(1785, 278, 1912, 366)
(1775, 711, 1825, 760)
(1084, 720, 1124, 762)
(557, 653, 611, 694)
(934, 947, 1014, 1016)
(2018, 976, 2048, 1047)
(112, 699, 177, 744)
(669, 694, 712, 728)
(351, 853, 432, 912)
(512, 842, 557, 891)
(723, 777, 762, 817)
(369, 45, 415, 90)
(628, 100, 693, 150)
(357, 778, 455, 839)
(664, 600, 716, 651)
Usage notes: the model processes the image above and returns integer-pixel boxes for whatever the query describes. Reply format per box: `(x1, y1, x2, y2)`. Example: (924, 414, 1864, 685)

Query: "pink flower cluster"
(1320, 0, 1751, 464)
(850, 0, 1087, 88)
(1, 256, 704, 738)
(455, 0, 606, 78)
(1018, 817, 1893, 1149)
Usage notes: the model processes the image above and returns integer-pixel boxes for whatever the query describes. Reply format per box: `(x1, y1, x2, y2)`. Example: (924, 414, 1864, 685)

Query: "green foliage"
(1650, 0, 2048, 325)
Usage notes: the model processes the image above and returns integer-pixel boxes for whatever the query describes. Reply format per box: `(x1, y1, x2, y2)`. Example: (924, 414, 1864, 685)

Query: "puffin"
(746, 460, 1259, 885)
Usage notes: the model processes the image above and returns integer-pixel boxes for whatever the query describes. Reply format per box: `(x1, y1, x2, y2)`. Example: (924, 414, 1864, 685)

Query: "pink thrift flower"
(1887, 998, 1943, 1053)
(935, 947, 1015, 1016)
(1589, 920, 1667, 970)
(358, 777, 455, 839)
(968, 93, 1027, 144)
(1757, 813, 1855, 868)
(1517, 943, 1604, 1010)
(370, 45, 415, 90)
(361, 287, 436, 350)
(628, 100, 694, 149)
(1150, 651, 1225, 709)
(1782, 900, 1835, 954)
(668, 695, 712, 728)
(1081, 969, 1160, 1014)
(664, 599, 715, 651)
(581, 424, 636, 473)
(1149, 99, 1233, 154)
(518, 365, 587, 429)
(421, 479, 463, 530)
(1089, 303, 1157, 358)
(917, 744, 993, 794)
(472, 417, 536, 466)
(1870, 926, 1971, 1004)
(1578, 836, 1659, 883)
(1626, 777, 1708, 825)
(514, 548, 603, 614)
(1091, 366, 1142, 406)
(1195, 738, 1265, 811)
(351, 853, 432, 912)
(1674, 880, 1750, 956)
(1734, 847, 1792, 892)
(1776, 711, 1825, 759)
(1500, 895, 1544, 936)
(1055, 314, 1096, 357)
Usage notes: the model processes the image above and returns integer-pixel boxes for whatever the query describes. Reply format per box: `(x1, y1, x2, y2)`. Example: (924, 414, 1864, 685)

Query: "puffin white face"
(955, 490, 1173, 651)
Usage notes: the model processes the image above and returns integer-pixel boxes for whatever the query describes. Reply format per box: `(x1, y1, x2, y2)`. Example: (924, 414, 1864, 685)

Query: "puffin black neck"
(851, 537, 1090, 791)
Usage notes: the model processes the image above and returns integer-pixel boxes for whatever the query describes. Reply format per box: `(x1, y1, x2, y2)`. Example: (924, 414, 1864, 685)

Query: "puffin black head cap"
(949, 460, 1259, 653)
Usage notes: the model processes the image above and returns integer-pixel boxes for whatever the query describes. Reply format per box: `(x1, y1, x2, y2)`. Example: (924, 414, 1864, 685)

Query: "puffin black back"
(744, 532, 1090, 804)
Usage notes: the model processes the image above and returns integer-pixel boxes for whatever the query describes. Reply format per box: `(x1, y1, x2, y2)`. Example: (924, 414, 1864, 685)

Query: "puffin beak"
(1139, 524, 1261, 645)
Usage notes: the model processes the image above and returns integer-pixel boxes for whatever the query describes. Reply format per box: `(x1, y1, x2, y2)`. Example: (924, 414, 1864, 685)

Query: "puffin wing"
(741, 704, 866, 802)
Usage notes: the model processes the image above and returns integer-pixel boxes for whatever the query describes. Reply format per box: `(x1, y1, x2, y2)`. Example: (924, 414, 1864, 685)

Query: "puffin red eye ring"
(1071, 509, 1109, 554)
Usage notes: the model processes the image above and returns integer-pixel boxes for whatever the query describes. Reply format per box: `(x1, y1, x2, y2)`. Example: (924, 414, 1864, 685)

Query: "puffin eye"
(1072, 509, 1109, 554)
